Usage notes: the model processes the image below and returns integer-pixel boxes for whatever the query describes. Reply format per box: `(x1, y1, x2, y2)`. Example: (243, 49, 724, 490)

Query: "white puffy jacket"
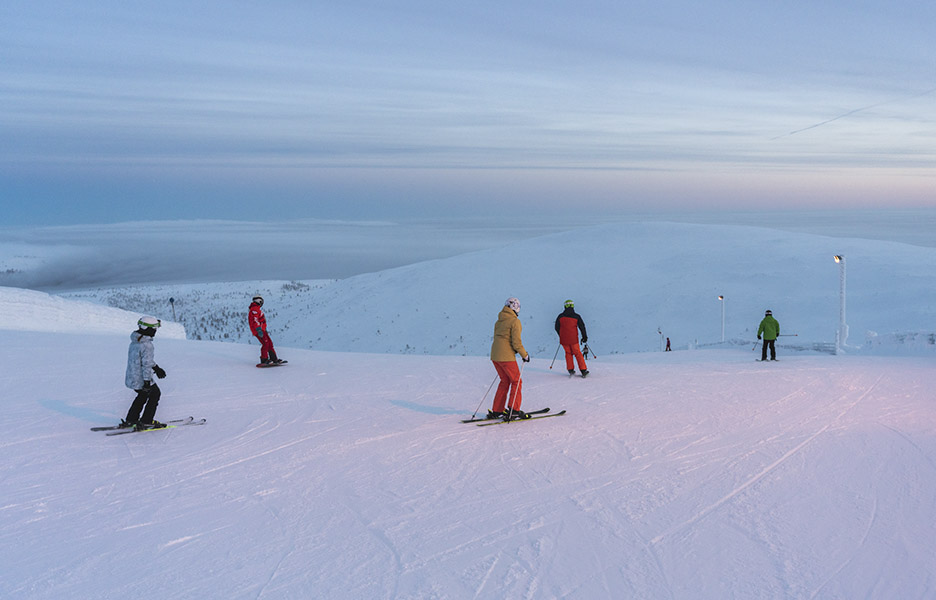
(125, 331, 156, 390)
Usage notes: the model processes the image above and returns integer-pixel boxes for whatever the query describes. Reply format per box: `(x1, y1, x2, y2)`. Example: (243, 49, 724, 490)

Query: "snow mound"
(0, 286, 185, 338)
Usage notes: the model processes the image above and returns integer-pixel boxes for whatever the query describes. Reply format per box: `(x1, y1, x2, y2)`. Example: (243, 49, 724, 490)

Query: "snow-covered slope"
(2, 325, 935, 599)
(0, 286, 185, 338)
(62, 280, 331, 343)
(61, 222, 936, 357)
(4, 219, 936, 599)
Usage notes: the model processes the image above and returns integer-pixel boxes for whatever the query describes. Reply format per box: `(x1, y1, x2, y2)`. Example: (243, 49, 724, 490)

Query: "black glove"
(581, 337, 587, 343)
(757, 335, 761, 340)
(153, 365, 166, 379)
(522, 355, 531, 363)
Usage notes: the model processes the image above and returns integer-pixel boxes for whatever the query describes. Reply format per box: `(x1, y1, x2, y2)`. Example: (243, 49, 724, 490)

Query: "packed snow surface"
(3, 220, 936, 598)
(2, 327, 935, 598)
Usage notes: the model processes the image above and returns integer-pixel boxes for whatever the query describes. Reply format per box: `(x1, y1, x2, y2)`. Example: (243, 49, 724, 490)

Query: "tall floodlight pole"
(718, 295, 725, 342)
(833, 255, 848, 353)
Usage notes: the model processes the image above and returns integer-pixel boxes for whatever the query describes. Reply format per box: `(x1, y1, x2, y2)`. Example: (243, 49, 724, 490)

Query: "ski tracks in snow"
(650, 372, 884, 546)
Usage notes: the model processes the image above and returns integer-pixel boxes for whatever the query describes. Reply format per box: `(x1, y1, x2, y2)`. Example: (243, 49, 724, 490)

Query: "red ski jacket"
(555, 307, 587, 346)
(249, 302, 267, 336)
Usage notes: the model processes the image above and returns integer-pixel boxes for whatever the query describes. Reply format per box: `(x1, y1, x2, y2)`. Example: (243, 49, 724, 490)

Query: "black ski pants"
(126, 382, 161, 424)
(761, 339, 777, 361)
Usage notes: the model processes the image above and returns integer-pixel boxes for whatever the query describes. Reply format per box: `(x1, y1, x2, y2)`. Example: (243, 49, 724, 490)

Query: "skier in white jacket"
(123, 316, 168, 430)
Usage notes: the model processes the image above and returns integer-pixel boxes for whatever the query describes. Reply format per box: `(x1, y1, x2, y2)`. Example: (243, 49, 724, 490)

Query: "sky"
(2, 1, 935, 226)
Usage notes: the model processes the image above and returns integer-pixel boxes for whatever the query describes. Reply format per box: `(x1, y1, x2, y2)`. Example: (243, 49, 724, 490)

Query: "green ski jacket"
(757, 316, 780, 341)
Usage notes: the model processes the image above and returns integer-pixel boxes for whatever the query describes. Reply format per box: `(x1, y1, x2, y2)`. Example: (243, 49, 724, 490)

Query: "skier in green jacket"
(757, 310, 780, 361)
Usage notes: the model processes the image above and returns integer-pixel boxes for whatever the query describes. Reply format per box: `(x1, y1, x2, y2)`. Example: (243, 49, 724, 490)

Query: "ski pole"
(470, 375, 499, 419)
(548, 344, 561, 369)
(778, 334, 798, 337)
(505, 360, 526, 422)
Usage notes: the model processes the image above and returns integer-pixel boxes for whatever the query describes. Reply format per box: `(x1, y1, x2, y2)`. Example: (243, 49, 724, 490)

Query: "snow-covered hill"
(62, 222, 936, 357)
(4, 216, 936, 598)
(0, 286, 186, 339)
(62, 280, 332, 343)
(2, 320, 935, 598)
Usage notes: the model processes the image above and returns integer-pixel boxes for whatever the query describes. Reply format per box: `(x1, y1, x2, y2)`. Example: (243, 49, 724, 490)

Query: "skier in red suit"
(249, 296, 284, 365)
(555, 300, 589, 377)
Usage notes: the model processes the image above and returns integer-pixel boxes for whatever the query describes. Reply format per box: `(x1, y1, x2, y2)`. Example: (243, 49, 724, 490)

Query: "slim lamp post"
(833, 255, 848, 354)
(718, 295, 725, 343)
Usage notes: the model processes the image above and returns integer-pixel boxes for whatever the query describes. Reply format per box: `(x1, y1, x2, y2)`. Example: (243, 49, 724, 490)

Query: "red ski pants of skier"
(563, 342, 588, 372)
(255, 332, 276, 361)
(491, 360, 522, 412)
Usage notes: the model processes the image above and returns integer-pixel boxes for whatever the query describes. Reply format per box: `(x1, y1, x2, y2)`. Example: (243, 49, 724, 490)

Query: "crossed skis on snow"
(92, 416, 207, 436)
(460, 407, 567, 426)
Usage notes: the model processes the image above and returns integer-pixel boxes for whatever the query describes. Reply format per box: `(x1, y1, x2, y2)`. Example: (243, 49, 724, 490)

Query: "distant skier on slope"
(489, 297, 531, 420)
(554, 299, 589, 377)
(249, 295, 285, 365)
(757, 309, 780, 361)
(122, 316, 168, 430)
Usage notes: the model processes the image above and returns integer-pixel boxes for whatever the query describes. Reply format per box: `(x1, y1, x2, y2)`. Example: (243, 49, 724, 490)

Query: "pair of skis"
(91, 416, 207, 436)
(461, 407, 566, 427)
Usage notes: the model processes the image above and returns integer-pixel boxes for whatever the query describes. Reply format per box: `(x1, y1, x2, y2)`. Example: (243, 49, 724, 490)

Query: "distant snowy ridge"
(57, 222, 936, 356)
(0, 286, 186, 338)
(62, 279, 335, 343)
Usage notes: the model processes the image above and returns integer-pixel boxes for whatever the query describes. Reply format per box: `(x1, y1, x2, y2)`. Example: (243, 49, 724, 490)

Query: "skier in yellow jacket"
(489, 297, 531, 420)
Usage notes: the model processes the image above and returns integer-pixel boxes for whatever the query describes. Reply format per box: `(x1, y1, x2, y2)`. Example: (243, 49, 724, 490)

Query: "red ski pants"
(255, 332, 276, 360)
(491, 360, 523, 412)
(563, 342, 587, 372)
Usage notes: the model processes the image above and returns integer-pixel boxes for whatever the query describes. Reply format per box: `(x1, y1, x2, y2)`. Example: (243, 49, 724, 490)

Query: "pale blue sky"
(2, 1, 935, 225)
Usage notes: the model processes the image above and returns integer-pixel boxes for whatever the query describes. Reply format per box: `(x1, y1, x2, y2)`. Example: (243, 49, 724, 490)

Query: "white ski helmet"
(505, 297, 521, 313)
(138, 316, 161, 330)
(252, 295, 264, 306)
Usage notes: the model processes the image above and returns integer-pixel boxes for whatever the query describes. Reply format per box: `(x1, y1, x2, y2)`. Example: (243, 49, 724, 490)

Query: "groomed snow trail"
(2, 332, 935, 599)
